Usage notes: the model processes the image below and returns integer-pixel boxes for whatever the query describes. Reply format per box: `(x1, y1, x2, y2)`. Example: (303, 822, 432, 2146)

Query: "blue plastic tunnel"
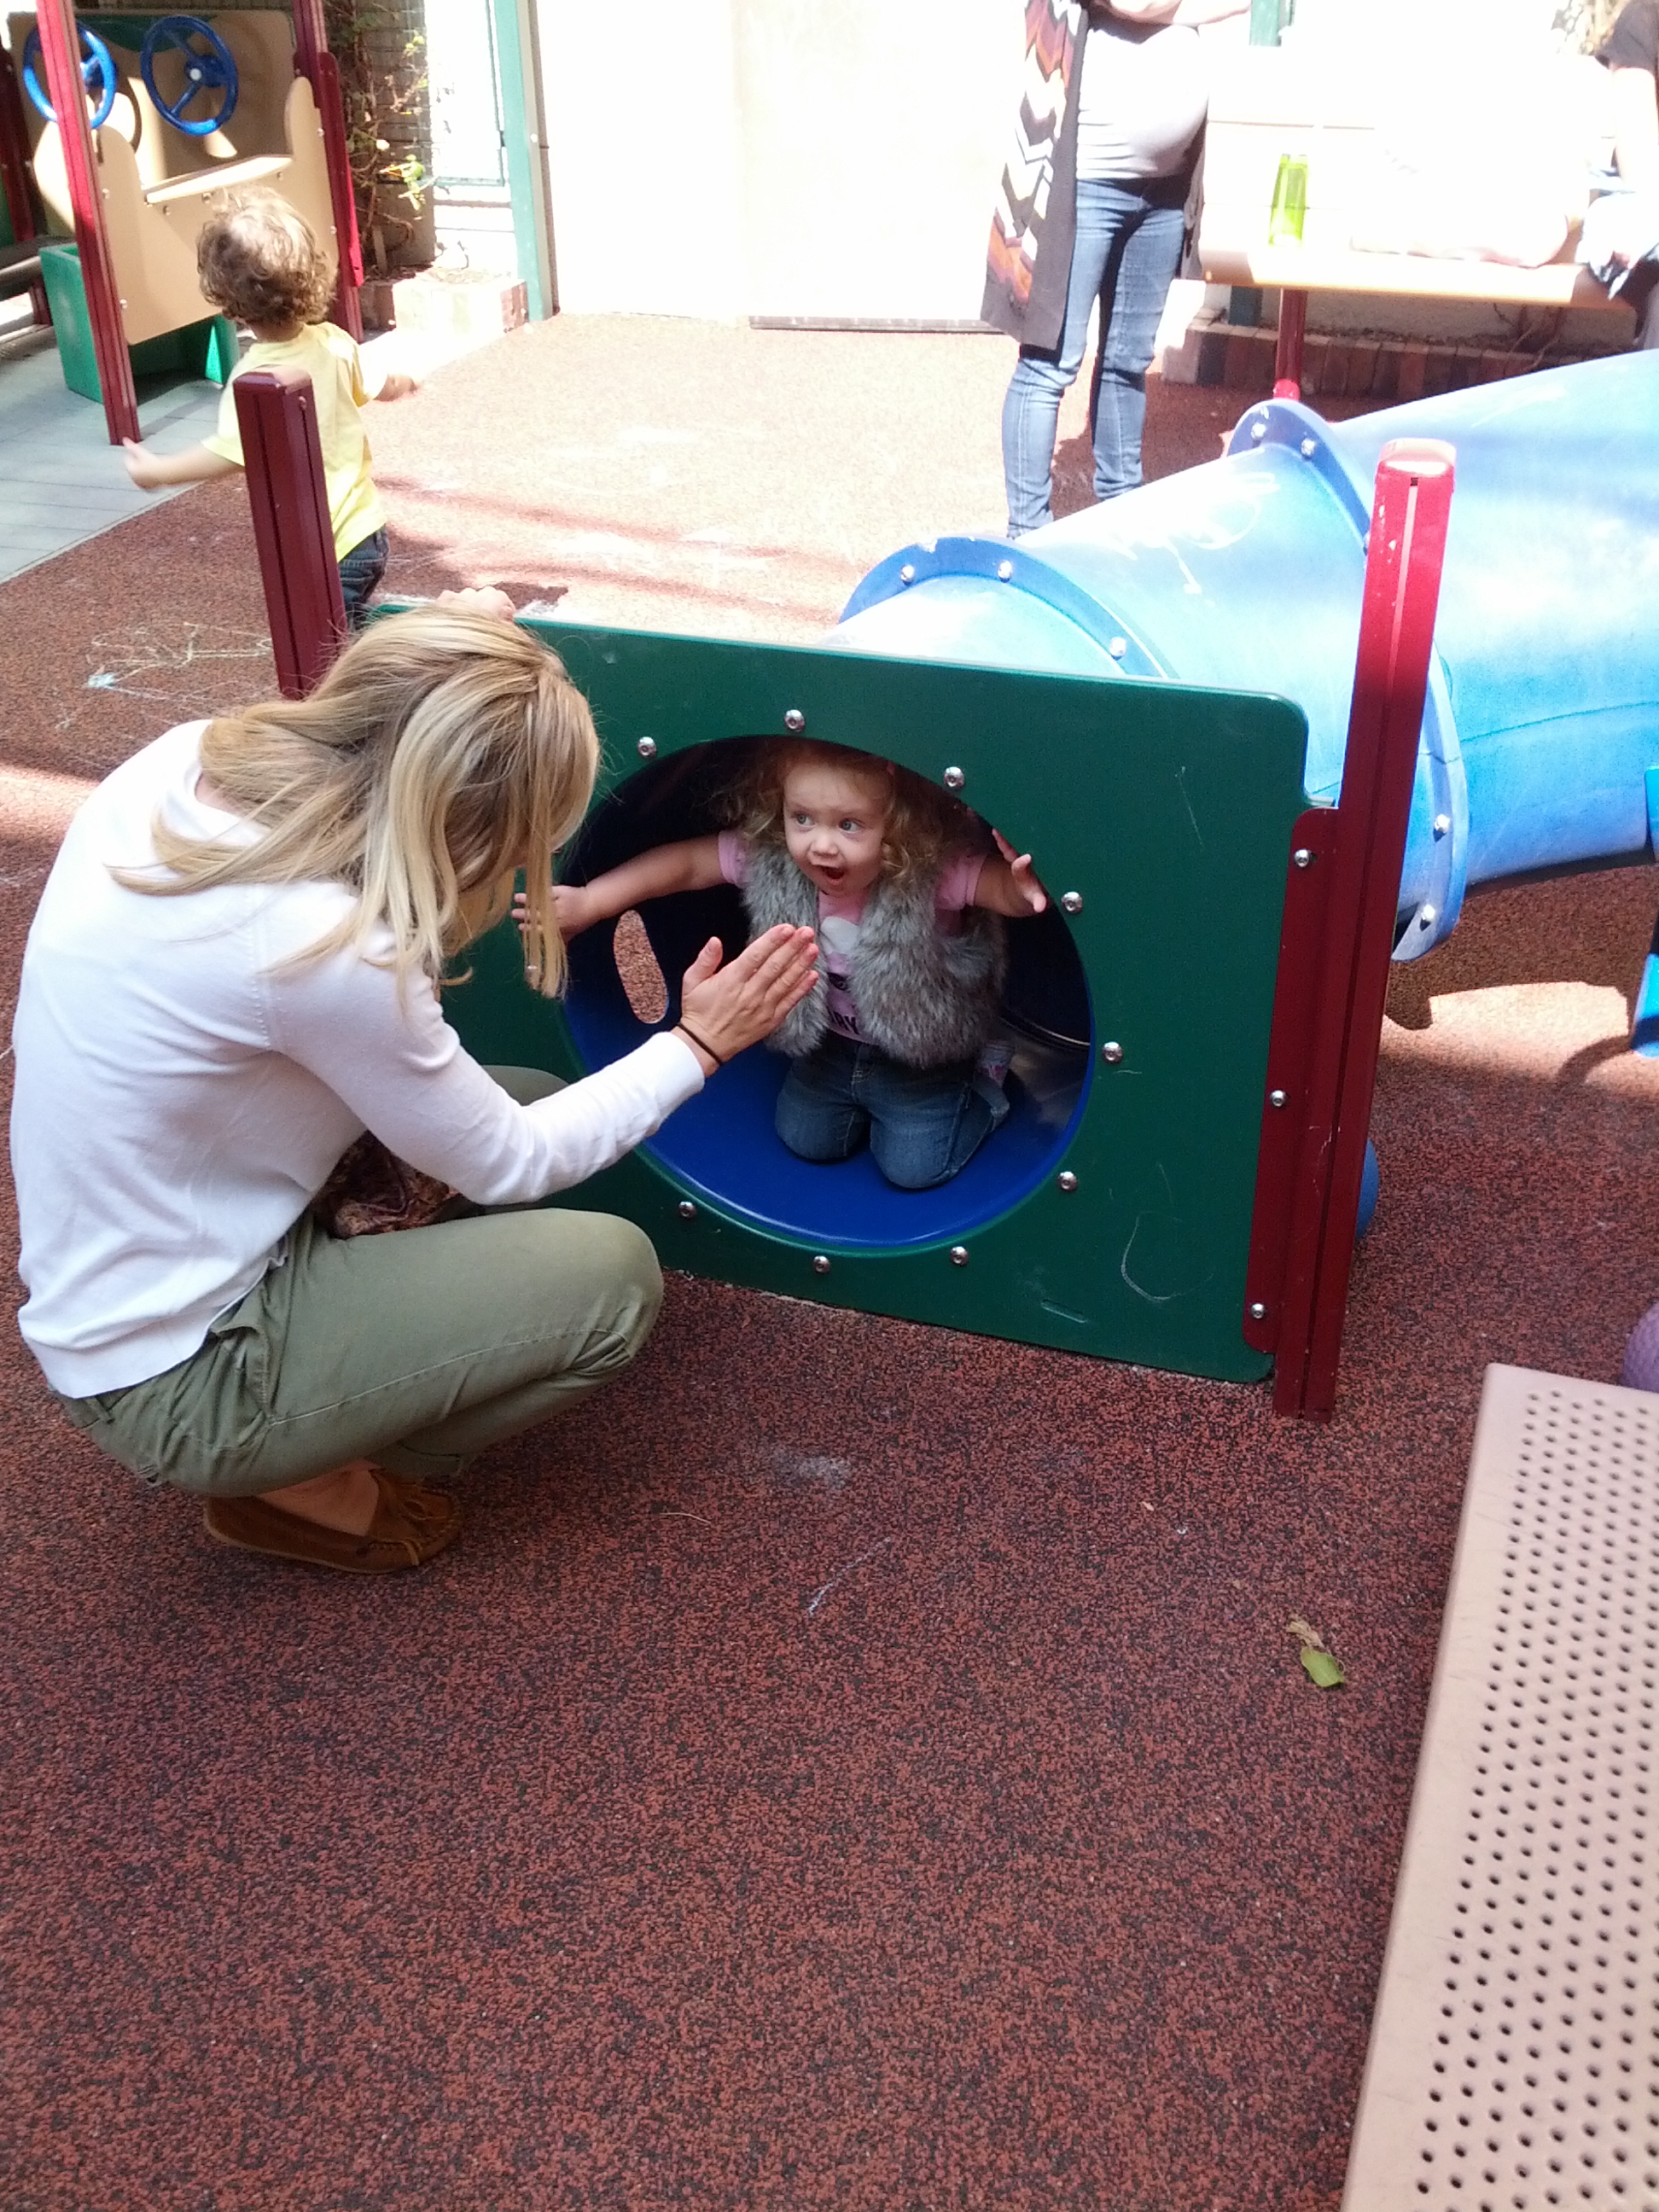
(834, 352, 1659, 959)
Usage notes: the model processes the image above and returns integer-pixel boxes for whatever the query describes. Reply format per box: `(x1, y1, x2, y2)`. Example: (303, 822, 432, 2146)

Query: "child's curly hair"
(728, 739, 985, 893)
(196, 189, 333, 329)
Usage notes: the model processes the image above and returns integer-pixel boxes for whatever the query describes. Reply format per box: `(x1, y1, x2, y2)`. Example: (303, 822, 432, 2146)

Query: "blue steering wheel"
(20, 23, 119, 131)
(140, 15, 239, 137)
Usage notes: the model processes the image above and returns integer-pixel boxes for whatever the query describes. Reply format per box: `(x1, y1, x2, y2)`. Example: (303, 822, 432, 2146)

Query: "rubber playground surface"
(3, 316, 1657, 2212)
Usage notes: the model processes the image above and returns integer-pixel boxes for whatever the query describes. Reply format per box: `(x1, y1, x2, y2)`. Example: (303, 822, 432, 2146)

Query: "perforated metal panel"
(1343, 1365, 1659, 2212)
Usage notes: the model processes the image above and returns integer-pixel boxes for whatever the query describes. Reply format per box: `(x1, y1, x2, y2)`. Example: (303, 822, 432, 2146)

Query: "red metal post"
(289, 0, 364, 338)
(0, 46, 32, 236)
(1273, 287, 1307, 400)
(0, 46, 48, 325)
(235, 369, 346, 699)
(34, 0, 137, 441)
(1247, 439, 1456, 1419)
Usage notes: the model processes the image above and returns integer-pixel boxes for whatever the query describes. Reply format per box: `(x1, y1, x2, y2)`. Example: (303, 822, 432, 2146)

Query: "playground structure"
(225, 350, 1659, 1418)
(0, 0, 359, 440)
(836, 352, 1659, 965)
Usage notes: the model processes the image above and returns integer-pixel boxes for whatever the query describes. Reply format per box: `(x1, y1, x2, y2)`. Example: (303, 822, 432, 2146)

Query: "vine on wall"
(323, 0, 432, 272)
(1551, 0, 1622, 50)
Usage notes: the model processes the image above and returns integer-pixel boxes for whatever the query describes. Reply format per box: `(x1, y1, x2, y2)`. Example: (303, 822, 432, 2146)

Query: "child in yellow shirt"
(124, 190, 416, 627)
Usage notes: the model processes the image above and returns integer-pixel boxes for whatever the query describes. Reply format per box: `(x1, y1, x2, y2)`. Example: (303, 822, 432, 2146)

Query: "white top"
(1075, 16, 1208, 182)
(9, 722, 704, 1398)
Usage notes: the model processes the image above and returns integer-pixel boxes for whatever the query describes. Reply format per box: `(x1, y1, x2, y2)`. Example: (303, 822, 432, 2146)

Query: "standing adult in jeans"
(984, 0, 1246, 538)
(1595, 0, 1659, 346)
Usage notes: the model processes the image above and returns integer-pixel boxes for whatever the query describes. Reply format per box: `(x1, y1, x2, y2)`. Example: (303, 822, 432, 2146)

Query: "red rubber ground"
(2, 318, 1655, 2212)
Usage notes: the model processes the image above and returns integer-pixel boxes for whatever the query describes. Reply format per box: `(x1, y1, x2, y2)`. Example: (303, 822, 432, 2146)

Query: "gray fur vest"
(739, 841, 1007, 1068)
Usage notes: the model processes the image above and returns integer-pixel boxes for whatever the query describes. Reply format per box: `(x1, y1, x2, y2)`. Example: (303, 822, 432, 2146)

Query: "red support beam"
(33, 0, 137, 441)
(1243, 439, 1456, 1419)
(1273, 287, 1307, 400)
(0, 45, 49, 326)
(0, 44, 39, 241)
(289, 0, 364, 338)
(235, 369, 346, 699)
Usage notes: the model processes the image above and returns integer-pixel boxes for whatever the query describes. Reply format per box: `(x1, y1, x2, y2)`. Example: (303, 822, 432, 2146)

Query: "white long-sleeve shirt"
(10, 721, 703, 1398)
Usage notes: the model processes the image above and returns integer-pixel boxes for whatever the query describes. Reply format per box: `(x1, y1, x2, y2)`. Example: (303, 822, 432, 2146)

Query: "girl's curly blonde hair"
(729, 739, 983, 892)
(196, 189, 334, 329)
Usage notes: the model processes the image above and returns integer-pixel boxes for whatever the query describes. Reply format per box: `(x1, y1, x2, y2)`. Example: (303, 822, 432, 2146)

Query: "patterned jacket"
(737, 841, 1007, 1070)
(981, 0, 1089, 351)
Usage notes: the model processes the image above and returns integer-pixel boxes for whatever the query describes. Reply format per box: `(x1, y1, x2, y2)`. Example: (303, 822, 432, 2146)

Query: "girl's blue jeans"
(774, 1034, 1009, 1190)
(1001, 173, 1190, 537)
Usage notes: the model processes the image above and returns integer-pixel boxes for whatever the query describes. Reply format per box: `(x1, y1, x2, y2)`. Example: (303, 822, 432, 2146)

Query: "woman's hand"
(434, 585, 518, 621)
(675, 925, 818, 1070)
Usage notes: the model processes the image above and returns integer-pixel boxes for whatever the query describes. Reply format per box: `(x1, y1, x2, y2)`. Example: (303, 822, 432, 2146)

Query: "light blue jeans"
(774, 1034, 1009, 1191)
(1001, 173, 1190, 537)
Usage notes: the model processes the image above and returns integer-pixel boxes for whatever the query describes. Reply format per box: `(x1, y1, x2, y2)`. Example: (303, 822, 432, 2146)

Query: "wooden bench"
(1196, 44, 1633, 398)
(1340, 1363, 1659, 2211)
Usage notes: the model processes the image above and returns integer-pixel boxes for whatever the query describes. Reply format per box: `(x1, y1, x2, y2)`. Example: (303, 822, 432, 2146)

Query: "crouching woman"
(9, 598, 816, 1574)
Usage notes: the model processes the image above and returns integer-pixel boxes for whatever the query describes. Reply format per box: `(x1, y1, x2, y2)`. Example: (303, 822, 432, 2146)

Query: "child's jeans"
(338, 526, 389, 630)
(774, 1033, 1010, 1190)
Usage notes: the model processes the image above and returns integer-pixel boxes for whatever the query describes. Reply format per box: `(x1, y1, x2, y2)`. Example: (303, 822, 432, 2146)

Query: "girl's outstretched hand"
(550, 882, 594, 938)
(992, 829, 1049, 914)
(676, 925, 818, 1069)
(515, 882, 595, 938)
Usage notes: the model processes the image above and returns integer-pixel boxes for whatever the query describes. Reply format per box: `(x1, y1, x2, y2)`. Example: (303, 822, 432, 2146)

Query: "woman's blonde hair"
(123, 604, 598, 995)
(731, 738, 975, 891)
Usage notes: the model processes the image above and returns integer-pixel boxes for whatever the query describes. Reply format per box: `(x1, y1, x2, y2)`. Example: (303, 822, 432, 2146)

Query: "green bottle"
(1268, 154, 1307, 246)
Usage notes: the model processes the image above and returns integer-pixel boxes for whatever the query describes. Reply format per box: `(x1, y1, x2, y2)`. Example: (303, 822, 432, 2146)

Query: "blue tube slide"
(834, 352, 1659, 959)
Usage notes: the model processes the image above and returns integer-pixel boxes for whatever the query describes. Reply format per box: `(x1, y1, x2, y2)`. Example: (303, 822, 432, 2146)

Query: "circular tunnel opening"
(560, 738, 1094, 1249)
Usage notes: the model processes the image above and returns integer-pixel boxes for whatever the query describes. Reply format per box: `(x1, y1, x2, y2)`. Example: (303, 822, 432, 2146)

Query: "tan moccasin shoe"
(203, 1469, 462, 1573)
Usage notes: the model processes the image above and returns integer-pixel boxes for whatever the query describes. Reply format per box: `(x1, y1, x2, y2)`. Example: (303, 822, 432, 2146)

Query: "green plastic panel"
(38, 238, 235, 400)
(444, 620, 1312, 1383)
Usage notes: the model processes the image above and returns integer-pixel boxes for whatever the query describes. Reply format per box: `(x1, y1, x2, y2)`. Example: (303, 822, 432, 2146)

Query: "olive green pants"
(55, 1068, 664, 1498)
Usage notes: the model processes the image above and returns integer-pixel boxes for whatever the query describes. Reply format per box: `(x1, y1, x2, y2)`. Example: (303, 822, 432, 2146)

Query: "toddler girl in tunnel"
(552, 741, 1048, 1189)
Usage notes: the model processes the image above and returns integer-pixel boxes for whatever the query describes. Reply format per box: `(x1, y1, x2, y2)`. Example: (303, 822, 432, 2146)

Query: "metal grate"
(1342, 1365, 1659, 2212)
